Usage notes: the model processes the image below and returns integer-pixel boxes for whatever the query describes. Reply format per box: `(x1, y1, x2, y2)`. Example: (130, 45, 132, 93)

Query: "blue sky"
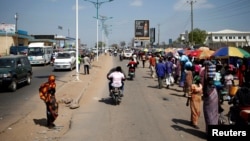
(0, 0, 250, 47)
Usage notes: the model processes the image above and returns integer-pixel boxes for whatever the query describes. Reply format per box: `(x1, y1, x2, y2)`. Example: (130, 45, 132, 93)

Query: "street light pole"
(104, 25, 112, 49)
(14, 13, 18, 46)
(99, 15, 112, 50)
(187, 0, 196, 46)
(84, 0, 114, 61)
(75, 0, 80, 80)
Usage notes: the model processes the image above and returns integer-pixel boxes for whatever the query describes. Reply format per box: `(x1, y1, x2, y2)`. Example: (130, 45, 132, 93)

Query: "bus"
(27, 42, 53, 65)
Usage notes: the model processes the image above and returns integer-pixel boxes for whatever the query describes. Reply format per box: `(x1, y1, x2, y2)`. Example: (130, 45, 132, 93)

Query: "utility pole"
(157, 24, 160, 47)
(187, 0, 196, 46)
(84, 0, 114, 61)
(14, 13, 18, 46)
(99, 15, 112, 50)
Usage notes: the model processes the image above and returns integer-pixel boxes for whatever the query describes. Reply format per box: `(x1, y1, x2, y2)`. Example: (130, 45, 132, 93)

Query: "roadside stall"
(212, 46, 250, 96)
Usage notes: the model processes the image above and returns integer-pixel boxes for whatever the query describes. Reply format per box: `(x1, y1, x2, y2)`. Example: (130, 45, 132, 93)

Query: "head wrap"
(193, 75, 201, 84)
(48, 75, 55, 82)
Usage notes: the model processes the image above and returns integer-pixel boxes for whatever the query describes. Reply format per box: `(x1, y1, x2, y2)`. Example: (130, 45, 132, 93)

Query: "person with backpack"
(39, 75, 58, 128)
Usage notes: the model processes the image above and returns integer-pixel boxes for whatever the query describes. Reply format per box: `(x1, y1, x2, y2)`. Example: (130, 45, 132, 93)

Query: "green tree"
(95, 41, 105, 49)
(189, 28, 207, 45)
(111, 43, 118, 49)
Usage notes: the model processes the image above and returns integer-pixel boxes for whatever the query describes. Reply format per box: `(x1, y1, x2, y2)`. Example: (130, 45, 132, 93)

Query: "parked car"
(122, 49, 133, 59)
(9, 46, 28, 56)
(53, 51, 76, 71)
(0, 55, 33, 91)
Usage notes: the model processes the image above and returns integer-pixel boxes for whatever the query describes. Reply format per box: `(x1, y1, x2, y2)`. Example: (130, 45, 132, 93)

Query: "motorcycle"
(228, 105, 250, 125)
(227, 93, 250, 125)
(50, 53, 56, 66)
(110, 86, 122, 105)
(128, 67, 135, 80)
(119, 54, 123, 61)
(113, 51, 117, 57)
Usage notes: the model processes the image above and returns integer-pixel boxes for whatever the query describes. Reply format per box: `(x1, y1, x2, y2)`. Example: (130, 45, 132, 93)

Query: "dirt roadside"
(0, 54, 113, 141)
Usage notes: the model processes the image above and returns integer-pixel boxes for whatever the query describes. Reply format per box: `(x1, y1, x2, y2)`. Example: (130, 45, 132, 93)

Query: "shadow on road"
(172, 118, 207, 140)
(33, 118, 47, 127)
(147, 85, 159, 89)
(99, 97, 118, 106)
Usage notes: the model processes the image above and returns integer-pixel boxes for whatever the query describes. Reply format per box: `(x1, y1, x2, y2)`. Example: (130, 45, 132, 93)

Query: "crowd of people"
(134, 49, 250, 133)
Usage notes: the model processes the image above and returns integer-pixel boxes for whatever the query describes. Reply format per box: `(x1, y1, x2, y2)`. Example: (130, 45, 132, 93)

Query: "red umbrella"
(189, 50, 202, 57)
(183, 49, 192, 56)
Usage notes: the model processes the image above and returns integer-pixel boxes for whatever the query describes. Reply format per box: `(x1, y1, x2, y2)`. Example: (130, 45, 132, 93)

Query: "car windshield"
(56, 53, 71, 59)
(28, 47, 44, 56)
(0, 59, 15, 68)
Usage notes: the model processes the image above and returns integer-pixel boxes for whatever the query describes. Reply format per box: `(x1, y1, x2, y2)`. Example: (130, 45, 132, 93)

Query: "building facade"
(180, 29, 250, 50)
(206, 29, 250, 50)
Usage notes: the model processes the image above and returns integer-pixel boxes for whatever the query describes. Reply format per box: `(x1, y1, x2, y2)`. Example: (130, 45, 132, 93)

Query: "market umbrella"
(212, 46, 250, 58)
(156, 48, 163, 52)
(198, 46, 210, 51)
(198, 50, 214, 59)
(165, 48, 175, 53)
(189, 50, 202, 57)
(143, 48, 149, 52)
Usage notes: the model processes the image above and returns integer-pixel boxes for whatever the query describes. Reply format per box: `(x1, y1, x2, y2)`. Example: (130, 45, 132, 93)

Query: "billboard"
(0, 24, 15, 34)
(150, 28, 155, 43)
(134, 20, 150, 40)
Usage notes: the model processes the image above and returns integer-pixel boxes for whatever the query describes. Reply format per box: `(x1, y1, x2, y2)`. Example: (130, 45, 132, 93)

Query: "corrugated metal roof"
(0, 32, 34, 39)
(207, 29, 250, 34)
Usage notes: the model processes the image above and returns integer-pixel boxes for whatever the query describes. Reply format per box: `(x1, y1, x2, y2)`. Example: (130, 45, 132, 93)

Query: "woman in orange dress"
(39, 75, 58, 128)
(187, 76, 203, 129)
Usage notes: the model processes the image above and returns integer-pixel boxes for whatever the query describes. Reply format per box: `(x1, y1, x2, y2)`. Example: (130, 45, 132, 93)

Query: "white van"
(27, 42, 53, 65)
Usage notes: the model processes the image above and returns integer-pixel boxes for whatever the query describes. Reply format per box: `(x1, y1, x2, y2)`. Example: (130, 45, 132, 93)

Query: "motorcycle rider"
(228, 82, 250, 125)
(127, 57, 137, 70)
(107, 66, 126, 96)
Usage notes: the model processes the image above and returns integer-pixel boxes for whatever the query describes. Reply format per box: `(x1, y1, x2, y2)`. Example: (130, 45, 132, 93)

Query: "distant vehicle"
(27, 42, 53, 65)
(122, 49, 133, 59)
(53, 51, 76, 71)
(0, 55, 33, 91)
(92, 48, 98, 55)
(9, 46, 28, 55)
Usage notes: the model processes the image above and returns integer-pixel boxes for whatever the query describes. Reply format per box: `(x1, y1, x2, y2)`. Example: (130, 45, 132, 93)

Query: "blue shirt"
(165, 61, 173, 74)
(156, 62, 166, 77)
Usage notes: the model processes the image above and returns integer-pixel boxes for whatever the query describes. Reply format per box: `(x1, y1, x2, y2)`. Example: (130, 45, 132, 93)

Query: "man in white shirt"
(107, 66, 126, 96)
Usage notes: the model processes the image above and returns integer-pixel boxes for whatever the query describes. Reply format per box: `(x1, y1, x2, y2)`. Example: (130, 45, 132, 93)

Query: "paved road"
(61, 56, 210, 141)
(0, 54, 231, 141)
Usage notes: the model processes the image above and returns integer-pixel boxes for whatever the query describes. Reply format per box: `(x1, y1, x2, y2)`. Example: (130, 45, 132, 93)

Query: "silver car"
(53, 51, 76, 71)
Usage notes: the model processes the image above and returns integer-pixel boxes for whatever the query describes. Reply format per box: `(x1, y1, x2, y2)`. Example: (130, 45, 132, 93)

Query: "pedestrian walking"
(78, 55, 82, 71)
(183, 66, 193, 97)
(165, 57, 174, 88)
(174, 58, 181, 84)
(83, 54, 91, 75)
(39, 75, 59, 128)
(149, 54, 156, 78)
(141, 53, 147, 68)
(155, 58, 166, 89)
(201, 60, 220, 133)
(186, 76, 203, 129)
